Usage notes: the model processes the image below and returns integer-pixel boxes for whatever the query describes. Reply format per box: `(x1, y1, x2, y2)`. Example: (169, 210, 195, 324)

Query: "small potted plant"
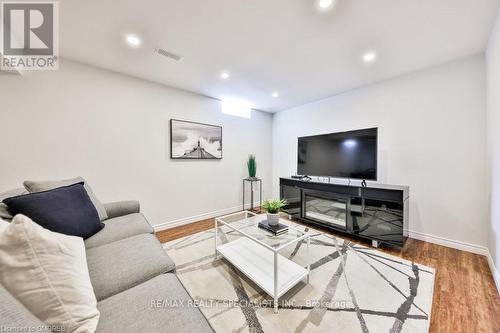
(247, 154, 257, 179)
(262, 199, 287, 226)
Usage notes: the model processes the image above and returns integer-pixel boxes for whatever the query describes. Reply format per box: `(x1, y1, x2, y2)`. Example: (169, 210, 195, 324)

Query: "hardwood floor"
(156, 218, 215, 244)
(155, 212, 500, 333)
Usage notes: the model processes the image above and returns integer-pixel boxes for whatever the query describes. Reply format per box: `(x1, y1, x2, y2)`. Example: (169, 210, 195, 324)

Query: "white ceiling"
(60, 0, 500, 113)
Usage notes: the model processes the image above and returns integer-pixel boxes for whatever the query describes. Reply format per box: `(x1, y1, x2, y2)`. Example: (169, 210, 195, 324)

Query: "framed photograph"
(170, 119, 222, 159)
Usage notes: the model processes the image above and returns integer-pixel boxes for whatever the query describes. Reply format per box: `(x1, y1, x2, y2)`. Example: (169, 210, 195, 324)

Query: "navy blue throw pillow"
(3, 183, 104, 239)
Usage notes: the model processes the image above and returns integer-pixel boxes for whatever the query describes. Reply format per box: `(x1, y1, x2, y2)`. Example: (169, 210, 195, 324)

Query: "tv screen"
(297, 128, 377, 180)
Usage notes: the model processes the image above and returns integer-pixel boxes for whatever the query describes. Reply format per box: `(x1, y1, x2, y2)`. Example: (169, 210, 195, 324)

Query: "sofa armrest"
(103, 200, 140, 219)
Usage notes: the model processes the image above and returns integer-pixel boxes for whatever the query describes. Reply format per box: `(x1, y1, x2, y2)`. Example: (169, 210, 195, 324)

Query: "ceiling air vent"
(155, 48, 183, 61)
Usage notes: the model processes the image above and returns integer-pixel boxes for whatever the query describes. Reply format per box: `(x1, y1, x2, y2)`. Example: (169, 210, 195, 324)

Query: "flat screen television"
(297, 128, 378, 180)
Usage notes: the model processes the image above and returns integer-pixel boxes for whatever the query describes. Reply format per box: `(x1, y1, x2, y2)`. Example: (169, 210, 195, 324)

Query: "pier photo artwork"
(170, 119, 222, 159)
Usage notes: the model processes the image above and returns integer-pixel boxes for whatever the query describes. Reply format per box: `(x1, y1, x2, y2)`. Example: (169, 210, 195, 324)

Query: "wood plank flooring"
(155, 212, 500, 333)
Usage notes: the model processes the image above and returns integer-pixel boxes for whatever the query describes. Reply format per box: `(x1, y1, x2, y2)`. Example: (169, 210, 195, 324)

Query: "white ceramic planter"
(267, 212, 280, 226)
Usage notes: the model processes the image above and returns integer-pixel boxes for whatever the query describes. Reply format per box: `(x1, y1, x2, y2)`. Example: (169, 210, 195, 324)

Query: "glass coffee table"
(214, 211, 311, 313)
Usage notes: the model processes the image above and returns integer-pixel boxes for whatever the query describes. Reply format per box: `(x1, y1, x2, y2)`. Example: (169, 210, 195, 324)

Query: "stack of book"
(258, 220, 289, 236)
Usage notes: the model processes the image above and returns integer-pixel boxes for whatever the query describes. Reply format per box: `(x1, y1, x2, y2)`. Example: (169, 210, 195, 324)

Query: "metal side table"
(242, 177, 262, 212)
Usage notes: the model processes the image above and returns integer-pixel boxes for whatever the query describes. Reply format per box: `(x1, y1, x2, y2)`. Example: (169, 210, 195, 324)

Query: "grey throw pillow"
(23, 177, 108, 221)
(0, 204, 11, 220)
(0, 188, 28, 220)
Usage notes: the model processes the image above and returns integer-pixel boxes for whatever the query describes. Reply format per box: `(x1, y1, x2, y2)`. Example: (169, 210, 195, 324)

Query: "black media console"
(280, 177, 409, 247)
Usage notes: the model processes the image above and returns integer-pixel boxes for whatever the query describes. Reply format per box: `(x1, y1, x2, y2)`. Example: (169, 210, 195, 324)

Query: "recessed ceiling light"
(272, 92, 279, 98)
(125, 34, 141, 47)
(318, 0, 334, 9)
(220, 72, 230, 80)
(362, 51, 377, 64)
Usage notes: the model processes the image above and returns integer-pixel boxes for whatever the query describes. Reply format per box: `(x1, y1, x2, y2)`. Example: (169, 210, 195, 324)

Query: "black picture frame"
(170, 119, 223, 159)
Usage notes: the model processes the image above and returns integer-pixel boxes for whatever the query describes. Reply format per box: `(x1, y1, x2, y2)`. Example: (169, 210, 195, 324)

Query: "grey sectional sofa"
(0, 196, 214, 333)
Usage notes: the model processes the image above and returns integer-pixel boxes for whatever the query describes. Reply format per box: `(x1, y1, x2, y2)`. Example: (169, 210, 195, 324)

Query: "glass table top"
(215, 211, 309, 250)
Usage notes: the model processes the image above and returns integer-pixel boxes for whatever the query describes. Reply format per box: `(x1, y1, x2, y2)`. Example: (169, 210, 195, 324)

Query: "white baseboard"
(153, 202, 261, 232)
(408, 229, 500, 295)
(486, 251, 500, 295)
(407, 229, 489, 256)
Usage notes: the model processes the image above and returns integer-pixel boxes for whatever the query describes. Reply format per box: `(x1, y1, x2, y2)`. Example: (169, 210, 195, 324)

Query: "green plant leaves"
(247, 154, 257, 178)
(262, 199, 288, 214)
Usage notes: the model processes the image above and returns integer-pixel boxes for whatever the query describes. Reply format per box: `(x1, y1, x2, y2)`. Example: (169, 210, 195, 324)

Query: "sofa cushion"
(24, 177, 108, 221)
(86, 233, 175, 301)
(0, 188, 27, 220)
(96, 274, 213, 333)
(0, 282, 50, 331)
(85, 213, 153, 249)
(3, 183, 104, 239)
(0, 215, 100, 333)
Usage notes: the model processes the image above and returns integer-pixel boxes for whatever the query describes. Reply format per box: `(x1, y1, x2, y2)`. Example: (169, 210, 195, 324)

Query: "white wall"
(487, 12, 500, 279)
(0, 54, 492, 254)
(272, 55, 488, 250)
(0, 60, 273, 227)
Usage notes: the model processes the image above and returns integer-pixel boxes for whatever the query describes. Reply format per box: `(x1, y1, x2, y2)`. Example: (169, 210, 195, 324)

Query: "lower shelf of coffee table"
(216, 237, 308, 298)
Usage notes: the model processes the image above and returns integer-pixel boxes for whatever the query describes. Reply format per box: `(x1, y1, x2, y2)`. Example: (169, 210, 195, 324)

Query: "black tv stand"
(280, 177, 409, 247)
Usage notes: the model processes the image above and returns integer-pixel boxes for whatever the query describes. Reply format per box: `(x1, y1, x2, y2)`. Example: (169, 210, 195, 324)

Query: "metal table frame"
(214, 211, 311, 313)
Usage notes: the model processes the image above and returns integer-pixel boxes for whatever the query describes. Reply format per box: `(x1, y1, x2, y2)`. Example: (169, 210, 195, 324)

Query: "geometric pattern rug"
(163, 220, 435, 333)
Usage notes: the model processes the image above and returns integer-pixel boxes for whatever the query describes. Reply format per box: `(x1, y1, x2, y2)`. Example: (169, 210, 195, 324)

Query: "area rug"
(163, 220, 435, 333)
